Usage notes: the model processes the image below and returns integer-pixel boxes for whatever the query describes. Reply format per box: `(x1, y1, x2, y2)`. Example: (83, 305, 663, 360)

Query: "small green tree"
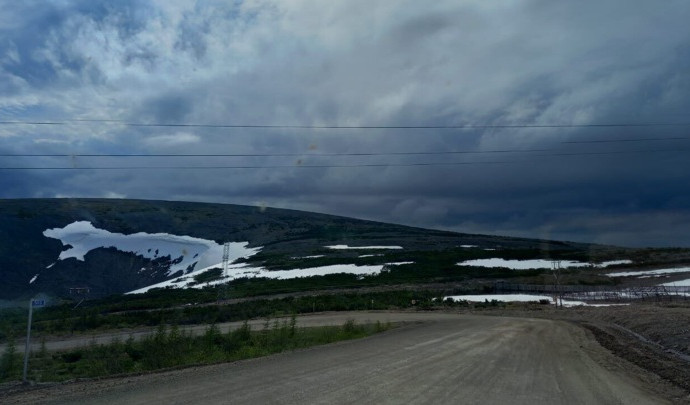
(230, 321, 251, 344)
(342, 319, 357, 334)
(203, 324, 222, 349)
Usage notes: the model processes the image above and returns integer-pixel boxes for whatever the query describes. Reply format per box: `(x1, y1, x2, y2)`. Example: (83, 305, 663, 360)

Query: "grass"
(0, 290, 439, 341)
(0, 317, 393, 383)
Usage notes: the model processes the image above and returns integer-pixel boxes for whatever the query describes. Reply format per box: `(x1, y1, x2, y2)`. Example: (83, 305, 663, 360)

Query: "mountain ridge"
(0, 198, 602, 301)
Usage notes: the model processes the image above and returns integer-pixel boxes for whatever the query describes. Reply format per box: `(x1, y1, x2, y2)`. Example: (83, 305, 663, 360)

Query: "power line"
(0, 148, 684, 170)
(3, 136, 690, 158)
(0, 148, 554, 157)
(531, 147, 689, 157)
(1, 119, 690, 129)
(1, 147, 687, 159)
(0, 162, 513, 170)
(563, 136, 690, 144)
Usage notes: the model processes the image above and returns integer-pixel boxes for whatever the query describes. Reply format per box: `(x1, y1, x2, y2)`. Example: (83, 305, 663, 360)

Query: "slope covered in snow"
(43, 221, 259, 276)
(443, 294, 630, 307)
(326, 245, 403, 250)
(2, 198, 621, 300)
(456, 258, 633, 270)
(128, 261, 414, 294)
(607, 267, 690, 278)
(661, 278, 690, 287)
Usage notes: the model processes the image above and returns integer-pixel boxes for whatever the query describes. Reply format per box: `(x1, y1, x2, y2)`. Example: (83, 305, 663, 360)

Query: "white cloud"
(2, 1, 690, 246)
(143, 132, 200, 146)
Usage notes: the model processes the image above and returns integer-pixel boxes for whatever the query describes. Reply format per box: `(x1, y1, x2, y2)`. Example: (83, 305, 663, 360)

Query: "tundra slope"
(1, 198, 600, 300)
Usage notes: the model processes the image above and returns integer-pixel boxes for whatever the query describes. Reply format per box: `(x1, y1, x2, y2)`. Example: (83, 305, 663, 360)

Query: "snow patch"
(128, 261, 414, 294)
(607, 267, 690, 278)
(443, 294, 630, 307)
(254, 264, 387, 280)
(457, 258, 589, 270)
(43, 221, 260, 276)
(457, 258, 633, 270)
(598, 260, 632, 267)
(326, 245, 403, 250)
(661, 278, 690, 287)
(445, 294, 552, 303)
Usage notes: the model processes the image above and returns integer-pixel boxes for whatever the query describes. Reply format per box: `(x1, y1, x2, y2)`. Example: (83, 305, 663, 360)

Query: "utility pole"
(219, 242, 230, 301)
(551, 260, 562, 308)
(23, 298, 45, 383)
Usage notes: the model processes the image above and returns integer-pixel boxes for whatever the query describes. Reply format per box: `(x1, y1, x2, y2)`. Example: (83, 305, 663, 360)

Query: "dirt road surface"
(5, 312, 681, 404)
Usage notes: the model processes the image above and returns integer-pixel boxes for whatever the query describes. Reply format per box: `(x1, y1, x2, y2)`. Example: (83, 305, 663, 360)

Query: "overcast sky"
(2, 0, 690, 247)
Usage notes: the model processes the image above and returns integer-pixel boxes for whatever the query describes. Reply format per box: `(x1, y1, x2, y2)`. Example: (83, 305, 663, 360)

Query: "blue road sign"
(31, 299, 45, 308)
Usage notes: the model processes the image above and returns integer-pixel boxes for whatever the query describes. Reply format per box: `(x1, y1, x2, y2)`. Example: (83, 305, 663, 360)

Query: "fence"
(493, 282, 690, 303)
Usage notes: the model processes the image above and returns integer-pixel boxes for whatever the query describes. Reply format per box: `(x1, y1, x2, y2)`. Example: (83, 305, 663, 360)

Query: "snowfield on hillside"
(456, 258, 632, 270)
(457, 258, 587, 269)
(443, 294, 630, 307)
(607, 267, 690, 278)
(128, 261, 414, 294)
(326, 245, 403, 250)
(444, 294, 553, 302)
(661, 278, 690, 287)
(291, 255, 325, 259)
(598, 260, 633, 267)
(43, 221, 260, 276)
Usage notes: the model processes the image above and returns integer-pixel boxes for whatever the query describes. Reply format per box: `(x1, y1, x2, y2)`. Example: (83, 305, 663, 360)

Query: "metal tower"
(220, 242, 230, 301)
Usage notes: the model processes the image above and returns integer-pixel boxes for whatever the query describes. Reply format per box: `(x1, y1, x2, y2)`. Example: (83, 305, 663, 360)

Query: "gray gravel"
(4, 312, 677, 404)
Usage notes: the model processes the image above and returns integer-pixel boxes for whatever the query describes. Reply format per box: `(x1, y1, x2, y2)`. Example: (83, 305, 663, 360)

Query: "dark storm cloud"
(1, 0, 690, 247)
(142, 92, 195, 123)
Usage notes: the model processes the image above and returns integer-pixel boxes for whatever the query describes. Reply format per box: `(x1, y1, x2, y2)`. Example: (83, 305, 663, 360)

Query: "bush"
(2, 316, 394, 383)
(61, 350, 83, 363)
(342, 319, 357, 334)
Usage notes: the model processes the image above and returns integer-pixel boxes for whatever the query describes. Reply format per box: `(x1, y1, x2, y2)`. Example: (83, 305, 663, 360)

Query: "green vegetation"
(3, 198, 687, 304)
(190, 267, 223, 285)
(0, 290, 438, 341)
(0, 251, 623, 342)
(1, 318, 392, 383)
(246, 247, 606, 271)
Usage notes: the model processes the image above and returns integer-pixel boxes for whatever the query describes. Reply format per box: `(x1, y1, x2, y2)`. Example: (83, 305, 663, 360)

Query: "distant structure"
(223, 242, 230, 280)
(68, 287, 90, 295)
(69, 286, 91, 308)
(219, 242, 231, 301)
(551, 260, 563, 308)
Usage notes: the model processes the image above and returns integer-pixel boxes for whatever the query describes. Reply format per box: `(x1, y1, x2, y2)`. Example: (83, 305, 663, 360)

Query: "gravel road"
(4, 312, 678, 404)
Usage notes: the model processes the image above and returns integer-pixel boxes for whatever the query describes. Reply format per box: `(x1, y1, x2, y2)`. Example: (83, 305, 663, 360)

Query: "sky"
(1, 0, 690, 247)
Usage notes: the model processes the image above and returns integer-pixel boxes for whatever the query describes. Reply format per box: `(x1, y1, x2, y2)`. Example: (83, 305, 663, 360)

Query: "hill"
(0, 198, 622, 301)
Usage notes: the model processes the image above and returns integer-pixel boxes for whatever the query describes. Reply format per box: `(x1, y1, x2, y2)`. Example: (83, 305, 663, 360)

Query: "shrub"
(342, 319, 357, 334)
